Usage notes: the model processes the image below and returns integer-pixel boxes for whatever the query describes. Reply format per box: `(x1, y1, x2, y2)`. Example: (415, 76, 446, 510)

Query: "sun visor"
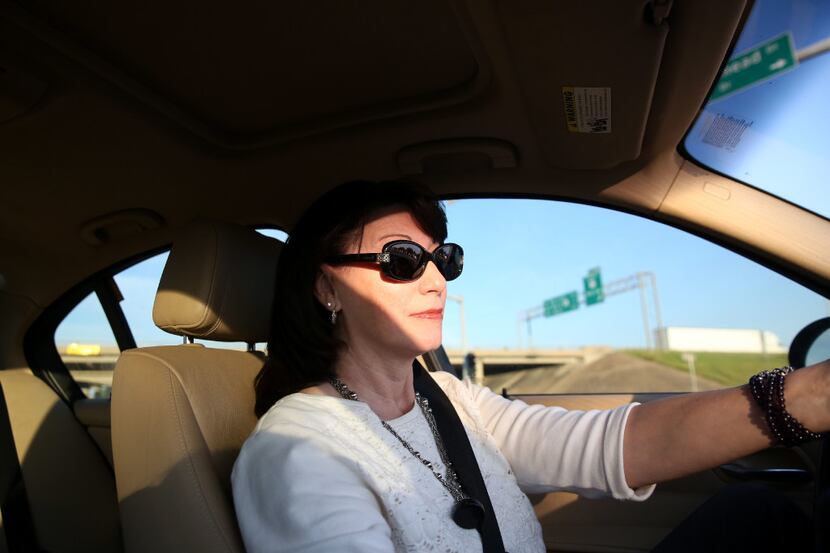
(497, 0, 669, 169)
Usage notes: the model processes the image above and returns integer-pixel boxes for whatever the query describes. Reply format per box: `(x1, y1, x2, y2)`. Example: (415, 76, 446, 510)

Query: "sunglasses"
(326, 240, 464, 282)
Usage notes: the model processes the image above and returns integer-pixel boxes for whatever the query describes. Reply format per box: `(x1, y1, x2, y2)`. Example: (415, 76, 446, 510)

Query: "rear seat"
(0, 367, 122, 553)
(112, 220, 280, 553)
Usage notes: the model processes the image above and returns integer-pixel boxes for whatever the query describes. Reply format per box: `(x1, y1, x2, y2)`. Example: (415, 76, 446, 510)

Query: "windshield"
(683, 0, 830, 219)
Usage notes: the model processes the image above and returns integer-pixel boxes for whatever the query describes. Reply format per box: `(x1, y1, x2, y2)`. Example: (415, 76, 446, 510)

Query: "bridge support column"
(474, 357, 484, 386)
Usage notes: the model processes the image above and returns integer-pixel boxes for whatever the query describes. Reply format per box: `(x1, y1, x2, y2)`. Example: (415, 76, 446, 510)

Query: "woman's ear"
(313, 266, 336, 309)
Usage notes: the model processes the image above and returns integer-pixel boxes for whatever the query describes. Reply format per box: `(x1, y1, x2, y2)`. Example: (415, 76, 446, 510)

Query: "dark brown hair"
(254, 180, 448, 416)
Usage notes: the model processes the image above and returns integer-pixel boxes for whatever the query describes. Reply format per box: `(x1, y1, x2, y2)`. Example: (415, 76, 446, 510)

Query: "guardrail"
(444, 347, 610, 370)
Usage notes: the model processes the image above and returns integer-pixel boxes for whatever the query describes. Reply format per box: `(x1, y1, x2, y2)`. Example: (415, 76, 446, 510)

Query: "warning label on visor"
(562, 87, 611, 133)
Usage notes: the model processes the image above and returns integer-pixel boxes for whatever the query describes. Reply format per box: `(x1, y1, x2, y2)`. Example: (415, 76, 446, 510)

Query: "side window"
(113, 251, 178, 347)
(443, 199, 827, 395)
(55, 227, 287, 397)
(114, 228, 287, 349)
(55, 253, 175, 399)
(55, 294, 119, 399)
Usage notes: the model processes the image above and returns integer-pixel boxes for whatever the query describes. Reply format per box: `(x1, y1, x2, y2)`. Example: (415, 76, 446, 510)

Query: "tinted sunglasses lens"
(385, 243, 427, 280)
(434, 244, 463, 281)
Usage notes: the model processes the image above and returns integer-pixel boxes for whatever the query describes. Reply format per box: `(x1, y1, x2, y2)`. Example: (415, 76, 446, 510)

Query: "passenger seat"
(111, 220, 280, 553)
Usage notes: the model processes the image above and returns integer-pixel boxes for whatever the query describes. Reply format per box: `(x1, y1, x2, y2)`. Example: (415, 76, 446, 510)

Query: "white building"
(654, 326, 786, 354)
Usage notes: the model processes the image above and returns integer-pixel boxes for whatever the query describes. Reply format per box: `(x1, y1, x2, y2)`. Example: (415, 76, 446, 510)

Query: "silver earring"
(330, 308, 338, 325)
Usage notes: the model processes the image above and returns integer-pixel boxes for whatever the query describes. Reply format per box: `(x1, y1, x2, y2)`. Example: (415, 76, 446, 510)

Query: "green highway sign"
(583, 267, 604, 306)
(711, 32, 797, 101)
(543, 291, 579, 317)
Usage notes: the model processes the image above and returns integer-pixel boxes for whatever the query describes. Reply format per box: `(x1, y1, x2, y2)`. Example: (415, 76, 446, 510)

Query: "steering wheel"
(788, 316, 830, 553)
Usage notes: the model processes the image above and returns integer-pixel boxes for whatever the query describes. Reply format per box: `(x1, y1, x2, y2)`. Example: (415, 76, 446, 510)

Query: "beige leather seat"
(0, 369, 122, 553)
(111, 220, 280, 553)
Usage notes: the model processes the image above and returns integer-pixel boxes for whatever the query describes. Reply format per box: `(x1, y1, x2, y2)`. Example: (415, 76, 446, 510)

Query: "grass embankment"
(625, 350, 788, 387)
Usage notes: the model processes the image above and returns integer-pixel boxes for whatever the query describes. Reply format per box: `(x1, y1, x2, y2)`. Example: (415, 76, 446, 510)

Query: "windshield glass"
(683, 0, 830, 218)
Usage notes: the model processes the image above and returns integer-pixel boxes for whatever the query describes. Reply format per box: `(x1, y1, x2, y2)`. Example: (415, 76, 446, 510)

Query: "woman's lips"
(411, 309, 444, 319)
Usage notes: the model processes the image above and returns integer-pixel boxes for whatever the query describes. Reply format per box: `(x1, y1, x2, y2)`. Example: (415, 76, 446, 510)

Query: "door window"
(442, 199, 827, 394)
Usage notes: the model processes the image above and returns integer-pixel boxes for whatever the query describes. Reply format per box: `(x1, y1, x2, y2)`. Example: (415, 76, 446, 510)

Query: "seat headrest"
(153, 220, 281, 343)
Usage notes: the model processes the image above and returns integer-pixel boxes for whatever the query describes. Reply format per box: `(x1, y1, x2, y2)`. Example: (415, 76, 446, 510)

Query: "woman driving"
(232, 179, 828, 552)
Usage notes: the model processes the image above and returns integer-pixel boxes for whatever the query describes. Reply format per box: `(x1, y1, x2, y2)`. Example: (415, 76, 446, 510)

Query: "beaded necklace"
(329, 377, 485, 529)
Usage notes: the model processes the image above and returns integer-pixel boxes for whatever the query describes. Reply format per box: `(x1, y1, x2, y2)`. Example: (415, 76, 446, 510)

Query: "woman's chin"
(397, 331, 443, 357)
(414, 334, 443, 355)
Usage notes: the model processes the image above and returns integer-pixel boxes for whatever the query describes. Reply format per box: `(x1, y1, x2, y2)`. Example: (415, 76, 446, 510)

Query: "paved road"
(484, 351, 720, 394)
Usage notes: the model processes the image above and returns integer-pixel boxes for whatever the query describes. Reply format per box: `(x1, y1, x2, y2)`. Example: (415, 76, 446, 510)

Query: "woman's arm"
(232, 431, 395, 553)
(441, 372, 654, 499)
(623, 359, 830, 489)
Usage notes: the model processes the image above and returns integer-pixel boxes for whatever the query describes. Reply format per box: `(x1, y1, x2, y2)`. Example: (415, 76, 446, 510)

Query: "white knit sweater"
(232, 371, 654, 553)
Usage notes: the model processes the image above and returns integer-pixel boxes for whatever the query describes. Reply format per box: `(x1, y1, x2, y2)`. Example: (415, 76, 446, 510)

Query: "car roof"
(2, 0, 827, 309)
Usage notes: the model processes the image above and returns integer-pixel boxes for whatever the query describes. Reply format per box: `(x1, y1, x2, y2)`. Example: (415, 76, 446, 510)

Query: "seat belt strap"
(0, 381, 41, 553)
(413, 361, 507, 553)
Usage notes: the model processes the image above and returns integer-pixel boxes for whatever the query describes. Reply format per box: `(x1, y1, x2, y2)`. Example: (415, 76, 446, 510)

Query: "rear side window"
(55, 294, 118, 399)
(54, 227, 286, 398)
(113, 251, 178, 348)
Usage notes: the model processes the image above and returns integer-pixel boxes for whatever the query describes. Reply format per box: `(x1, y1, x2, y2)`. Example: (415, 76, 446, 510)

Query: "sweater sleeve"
(231, 428, 395, 553)
(448, 375, 655, 501)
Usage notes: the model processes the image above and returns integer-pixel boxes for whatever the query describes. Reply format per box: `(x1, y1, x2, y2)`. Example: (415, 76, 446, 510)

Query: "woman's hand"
(785, 358, 830, 434)
(622, 358, 830, 490)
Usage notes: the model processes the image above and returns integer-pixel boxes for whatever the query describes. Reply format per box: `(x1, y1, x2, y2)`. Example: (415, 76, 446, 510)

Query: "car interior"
(1, 0, 829, 551)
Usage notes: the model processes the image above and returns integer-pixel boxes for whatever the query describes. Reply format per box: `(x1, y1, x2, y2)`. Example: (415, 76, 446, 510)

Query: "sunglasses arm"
(326, 253, 390, 264)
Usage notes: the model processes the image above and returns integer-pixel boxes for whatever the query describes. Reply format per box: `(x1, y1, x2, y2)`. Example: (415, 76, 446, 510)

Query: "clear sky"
(55, 0, 830, 353)
(437, 199, 827, 351)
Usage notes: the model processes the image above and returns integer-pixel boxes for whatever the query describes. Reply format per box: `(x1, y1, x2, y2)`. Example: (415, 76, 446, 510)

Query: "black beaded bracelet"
(748, 367, 822, 447)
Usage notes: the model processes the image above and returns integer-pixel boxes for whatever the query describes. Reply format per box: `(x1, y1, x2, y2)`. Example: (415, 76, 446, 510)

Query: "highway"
(482, 351, 719, 395)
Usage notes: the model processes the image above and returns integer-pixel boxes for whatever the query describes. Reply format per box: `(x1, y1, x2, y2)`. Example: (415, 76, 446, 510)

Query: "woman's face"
(318, 209, 448, 359)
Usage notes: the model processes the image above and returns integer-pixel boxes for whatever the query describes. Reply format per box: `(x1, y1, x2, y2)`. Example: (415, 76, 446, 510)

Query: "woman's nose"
(419, 260, 446, 294)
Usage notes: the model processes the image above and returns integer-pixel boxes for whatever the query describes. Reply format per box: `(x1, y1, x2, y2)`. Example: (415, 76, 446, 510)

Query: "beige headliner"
(0, 0, 827, 318)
